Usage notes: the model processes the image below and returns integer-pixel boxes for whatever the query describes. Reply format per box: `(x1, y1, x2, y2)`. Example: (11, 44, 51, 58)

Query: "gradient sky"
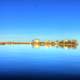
(0, 0, 80, 77)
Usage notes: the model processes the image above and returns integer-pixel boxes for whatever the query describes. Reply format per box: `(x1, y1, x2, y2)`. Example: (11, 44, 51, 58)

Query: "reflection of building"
(32, 39, 56, 48)
(32, 39, 78, 49)
(58, 40, 78, 49)
(0, 39, 78, 49)
(32, 39, 40, 48)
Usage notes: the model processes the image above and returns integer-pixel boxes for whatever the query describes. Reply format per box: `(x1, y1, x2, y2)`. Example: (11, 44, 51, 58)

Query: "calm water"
(0, 44, 80, 76)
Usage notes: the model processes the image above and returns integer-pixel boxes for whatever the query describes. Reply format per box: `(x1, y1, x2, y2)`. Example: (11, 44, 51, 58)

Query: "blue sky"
(0, 0, 80, 76)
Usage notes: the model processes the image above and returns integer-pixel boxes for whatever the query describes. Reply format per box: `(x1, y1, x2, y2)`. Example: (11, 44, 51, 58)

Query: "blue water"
(0, 45, 80, 76)
(0, 0, 80, 78)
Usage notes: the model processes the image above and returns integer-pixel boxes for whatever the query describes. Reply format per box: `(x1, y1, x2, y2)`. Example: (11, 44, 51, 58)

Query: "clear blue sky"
(0, 0, 80, 77)
(0, 0, 80, 39)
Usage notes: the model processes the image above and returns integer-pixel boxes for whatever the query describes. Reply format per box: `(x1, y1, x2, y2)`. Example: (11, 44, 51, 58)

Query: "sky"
(0, 0, 80, 79)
